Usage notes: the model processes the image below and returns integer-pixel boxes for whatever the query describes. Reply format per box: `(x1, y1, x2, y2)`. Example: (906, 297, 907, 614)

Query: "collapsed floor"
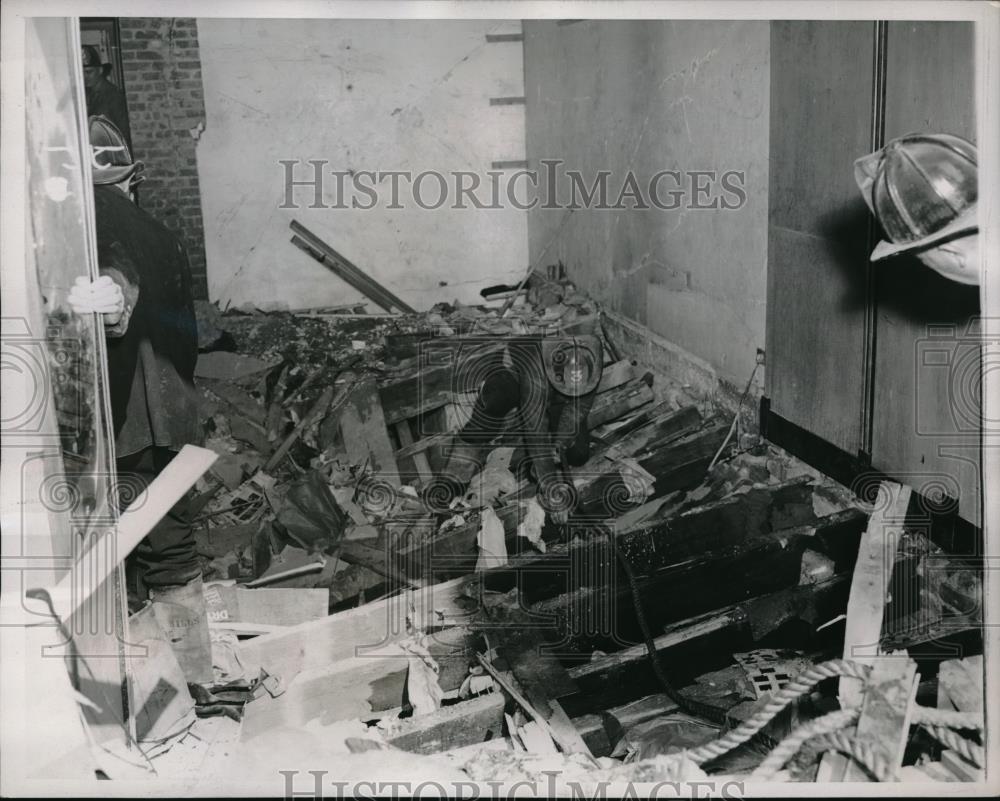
(128, 273, 985, 786)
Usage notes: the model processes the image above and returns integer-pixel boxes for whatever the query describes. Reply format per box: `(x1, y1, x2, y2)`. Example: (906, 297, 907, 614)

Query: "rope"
(687, 658, 872, 764)
(920, 723, 985, 767)
(750, 708, 860, 780)
(911, 706, 983, 731)
(737, 698, 984, 780)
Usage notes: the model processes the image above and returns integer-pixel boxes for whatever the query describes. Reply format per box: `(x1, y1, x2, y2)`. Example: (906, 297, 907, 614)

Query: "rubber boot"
(442, 440, 487, 487)
(423, 440, 488, 512)
(148, 575, 214, 685)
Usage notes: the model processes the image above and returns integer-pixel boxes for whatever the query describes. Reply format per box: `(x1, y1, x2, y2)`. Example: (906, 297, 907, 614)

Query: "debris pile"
(135, 272, 983, 785)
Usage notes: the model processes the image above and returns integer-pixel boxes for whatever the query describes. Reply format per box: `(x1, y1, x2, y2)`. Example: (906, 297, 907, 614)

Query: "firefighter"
(854, 132, 980, 285)
(67, 116, 210, 684)
(434, 326, 604, 524)
(81, 46, 132, 148)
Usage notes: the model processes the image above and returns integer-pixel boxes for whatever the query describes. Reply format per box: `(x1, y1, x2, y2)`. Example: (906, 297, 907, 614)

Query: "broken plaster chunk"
(516, 497, 547, 553)
(799, 549, 835, 585)
(475, 506, 508, 571)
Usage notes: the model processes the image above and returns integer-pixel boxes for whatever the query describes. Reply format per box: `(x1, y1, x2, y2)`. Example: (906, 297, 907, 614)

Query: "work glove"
(67, 275, 124, 326)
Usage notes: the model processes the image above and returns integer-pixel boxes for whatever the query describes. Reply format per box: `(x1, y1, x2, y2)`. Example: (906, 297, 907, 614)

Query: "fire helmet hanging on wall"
(854, 132, 979, 285)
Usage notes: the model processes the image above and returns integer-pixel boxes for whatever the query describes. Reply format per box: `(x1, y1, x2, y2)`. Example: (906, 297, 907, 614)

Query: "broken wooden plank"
(340, 541, 424, 588)
(568, 607, 746, 681)
(476, 654, 594, 760)
(340, 376, 401, 485)
(839, 481, 911, 709)
(395, 431, 452, 462)
(381, 691, 505, 755)
(609, 475, 816, 565)
(594, 359, 637, 393)
(939, 749, 985, 782)
(502, 630, 592, 756)
(238, 575, 473, 682)
(937, 655, 983, 714)
(379, 341, 504, 425)
(525, 512, 867, 679)
(263, 383, 337, 473)
(587, 378, 654, 428)
(241, 654, 409, 739)
(40, 445, 218, 624)
(394, 419, 433, 484)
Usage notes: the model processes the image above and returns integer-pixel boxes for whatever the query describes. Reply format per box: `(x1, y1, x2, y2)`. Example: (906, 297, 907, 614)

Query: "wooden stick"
(290, 222, 416, 314)
(568, 606, 746, 680)
(477, 653, 599, 764)
(244, 558, 326, 588)
(37, 445, 218, 622)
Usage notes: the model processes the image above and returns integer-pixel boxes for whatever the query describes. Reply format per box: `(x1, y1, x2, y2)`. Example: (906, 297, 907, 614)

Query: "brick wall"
(119, 17, 208, 298)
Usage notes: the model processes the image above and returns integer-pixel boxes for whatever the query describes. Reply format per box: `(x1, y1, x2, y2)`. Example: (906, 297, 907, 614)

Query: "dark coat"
(94, 184, 200, 456)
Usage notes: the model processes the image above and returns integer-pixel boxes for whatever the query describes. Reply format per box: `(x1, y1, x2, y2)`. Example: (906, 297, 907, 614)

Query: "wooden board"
(238, 575, 473, 682)
(587, 379, 654, 429)
(839, 481, 911, 708)
(382, 691, 505, 755)
(203, 584, 328, 627)
(241, 654, 409, 739)
(394, 419, 433, 485)
(340, 376, 401, 486)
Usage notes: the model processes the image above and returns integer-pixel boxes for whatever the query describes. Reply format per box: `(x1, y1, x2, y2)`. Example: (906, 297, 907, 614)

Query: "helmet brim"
(92, 160, 143, 186)
(870, 204, 978, 261)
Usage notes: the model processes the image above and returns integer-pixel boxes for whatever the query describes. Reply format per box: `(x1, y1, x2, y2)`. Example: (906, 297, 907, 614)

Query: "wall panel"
(765, 21, 873, 454)
(872, 21, 979, 524)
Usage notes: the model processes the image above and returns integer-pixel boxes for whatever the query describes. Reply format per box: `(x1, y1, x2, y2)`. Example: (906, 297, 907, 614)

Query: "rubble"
(118, 281, 984, 785)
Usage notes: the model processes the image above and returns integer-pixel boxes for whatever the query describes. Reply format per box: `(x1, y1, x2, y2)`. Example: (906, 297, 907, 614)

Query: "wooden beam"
(42, 445, 218, 624)
(568, 607, 745, 681)
(567, 574, 850, 681)
(839, 481, 911, 708)
(238, 575, 473, 682)
(381, 691, 505, 755)
(290, 221, 416, 313)
(340, 376, 401, 485)
(587, 379, 654, 428)
(394, 419, 433, 484)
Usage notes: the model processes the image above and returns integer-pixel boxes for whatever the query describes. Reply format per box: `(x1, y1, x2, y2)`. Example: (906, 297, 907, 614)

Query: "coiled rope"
(686, 658, 872, 764)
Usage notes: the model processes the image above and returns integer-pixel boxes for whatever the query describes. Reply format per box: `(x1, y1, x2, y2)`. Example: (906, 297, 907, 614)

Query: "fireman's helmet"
(88, 115, 144, 187)
(854, 132, 977, 262)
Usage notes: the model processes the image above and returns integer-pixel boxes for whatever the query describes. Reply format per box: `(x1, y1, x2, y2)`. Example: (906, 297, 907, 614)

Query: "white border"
(2, 1, 997, 797)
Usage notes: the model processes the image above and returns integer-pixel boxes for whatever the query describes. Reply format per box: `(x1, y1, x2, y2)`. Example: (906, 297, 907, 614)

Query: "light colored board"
(240, 654, 408, 739)
(381, 691, 506, 755)
(853, 657, 919, 780)
(238, 575, 471, 682)
(204, 584, 328, 627)
(937, 655, 983, 715)
(840, 481, 911, 708)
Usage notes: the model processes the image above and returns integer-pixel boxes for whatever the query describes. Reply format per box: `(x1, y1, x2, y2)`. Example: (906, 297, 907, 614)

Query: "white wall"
(196, 19, 527, 311)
